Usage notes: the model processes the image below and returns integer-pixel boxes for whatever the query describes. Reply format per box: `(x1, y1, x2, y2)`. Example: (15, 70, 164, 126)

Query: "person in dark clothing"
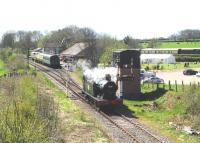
(102, 74, 118, 100)
(93, 82, 101, 97)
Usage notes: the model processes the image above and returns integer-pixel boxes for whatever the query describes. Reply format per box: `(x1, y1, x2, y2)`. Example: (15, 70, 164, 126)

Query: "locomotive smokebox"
(113, 49, 141, 99)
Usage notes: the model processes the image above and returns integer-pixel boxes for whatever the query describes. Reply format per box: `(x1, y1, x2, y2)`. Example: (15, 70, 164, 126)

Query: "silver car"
(143, 76, 164, 83)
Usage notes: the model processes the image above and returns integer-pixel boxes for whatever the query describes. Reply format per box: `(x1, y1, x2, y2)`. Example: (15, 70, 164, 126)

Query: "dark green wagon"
(42, 54, 60, 68)
(34, 53, 60, 68)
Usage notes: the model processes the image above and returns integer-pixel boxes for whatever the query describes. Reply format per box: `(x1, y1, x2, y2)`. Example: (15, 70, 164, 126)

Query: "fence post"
(175, 80, 177, 92)
(190, 82, 191, 87)
(157, 83, 159, 90)
(169, 80, 171, 90)
(198, 82, 200, 87)
(182, 80, 184, 91)
(163, 82, 165, 89)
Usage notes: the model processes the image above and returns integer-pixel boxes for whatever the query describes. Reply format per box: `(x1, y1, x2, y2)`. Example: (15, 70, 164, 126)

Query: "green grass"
(123, 85, 200, 143)
(70, 68, 200, 142)
(142, 62, 200, 70)
(160, 42, 200, 48)
(69, 67, 83, 85)
(141, 41, 200, 48)
(40, 74, 111, 143)
(0, 60, 7, 76)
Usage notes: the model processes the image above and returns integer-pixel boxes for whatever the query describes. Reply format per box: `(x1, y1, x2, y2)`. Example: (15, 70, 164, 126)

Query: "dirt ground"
(155, 68, 200, 85)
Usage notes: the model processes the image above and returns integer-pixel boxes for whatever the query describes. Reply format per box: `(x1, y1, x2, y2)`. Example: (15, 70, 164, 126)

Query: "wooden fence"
(142, 80, 200, 92)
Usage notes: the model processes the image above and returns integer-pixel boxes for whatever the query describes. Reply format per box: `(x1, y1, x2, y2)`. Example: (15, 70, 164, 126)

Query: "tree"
(169, 29, 200, 41)
(100, 41, 128, 65)
(147, 38, 161, 48)
(79, 27, 98, 67)
(123, 36, 141, 49)
(1, 33, 15, 48)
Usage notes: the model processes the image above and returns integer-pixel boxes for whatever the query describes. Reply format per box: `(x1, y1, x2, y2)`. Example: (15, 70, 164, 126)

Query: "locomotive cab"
(102, 74, 118, 100)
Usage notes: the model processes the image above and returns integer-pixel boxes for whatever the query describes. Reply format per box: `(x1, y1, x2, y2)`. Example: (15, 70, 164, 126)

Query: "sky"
(0, 0, 200, 39)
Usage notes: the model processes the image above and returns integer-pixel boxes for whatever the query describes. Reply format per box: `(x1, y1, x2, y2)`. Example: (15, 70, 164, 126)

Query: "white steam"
(77, 60, 118, 86)
(83, 67, 118, 84)
(77, 59, 91, 71)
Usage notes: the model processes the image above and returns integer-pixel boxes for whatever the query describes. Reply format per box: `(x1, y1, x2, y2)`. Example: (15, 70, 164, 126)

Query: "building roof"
(60, 42, 89, 56)
(44, 43, 60, 48)
(32, 48, 43, 52)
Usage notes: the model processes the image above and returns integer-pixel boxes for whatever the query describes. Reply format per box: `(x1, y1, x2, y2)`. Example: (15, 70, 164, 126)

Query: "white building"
(140, 54, 176, 64)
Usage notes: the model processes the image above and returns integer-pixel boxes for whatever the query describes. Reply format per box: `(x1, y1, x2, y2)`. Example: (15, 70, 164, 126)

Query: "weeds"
(0, 76, 60, 143)
(181, 85, 200, 130)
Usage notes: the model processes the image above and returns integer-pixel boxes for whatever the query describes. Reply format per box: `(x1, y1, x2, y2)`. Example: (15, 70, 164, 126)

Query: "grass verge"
(0, 60, 7, 76)
(70, 68, 200, 143)
(124, 86, 200, 143)
(39, 73, 111, 143)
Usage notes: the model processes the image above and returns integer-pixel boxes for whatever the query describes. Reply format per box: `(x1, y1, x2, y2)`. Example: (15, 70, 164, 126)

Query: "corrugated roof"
(60, 42, 89, 56)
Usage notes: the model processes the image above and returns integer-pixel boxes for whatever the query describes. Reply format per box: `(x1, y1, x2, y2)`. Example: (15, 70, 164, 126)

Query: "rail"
(29, 61, 165, 143)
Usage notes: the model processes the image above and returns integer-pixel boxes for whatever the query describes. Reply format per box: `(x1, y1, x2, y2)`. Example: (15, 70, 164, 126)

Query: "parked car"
(183, 69, 198, 75)
(140, 69, 155, 78)
(143, 76, 164, 83)
(196, 72, 200, 77)
(140, 73, 145, 80)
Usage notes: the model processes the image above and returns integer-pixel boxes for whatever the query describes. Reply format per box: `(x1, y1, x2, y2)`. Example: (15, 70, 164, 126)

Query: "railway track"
(29, 61, 170, 143)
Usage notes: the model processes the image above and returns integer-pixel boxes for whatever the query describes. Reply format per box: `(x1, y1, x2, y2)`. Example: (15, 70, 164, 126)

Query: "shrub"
(182, 85, 200, 129)
(0, 76, 60, 142)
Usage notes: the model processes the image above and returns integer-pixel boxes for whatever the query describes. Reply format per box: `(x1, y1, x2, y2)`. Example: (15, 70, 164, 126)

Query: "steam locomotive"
(82, 77, 123, 108)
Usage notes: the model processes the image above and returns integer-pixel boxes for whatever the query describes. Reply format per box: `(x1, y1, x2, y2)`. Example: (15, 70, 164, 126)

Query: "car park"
(143, 76, 164, 83)
(183, 69, 198, 75)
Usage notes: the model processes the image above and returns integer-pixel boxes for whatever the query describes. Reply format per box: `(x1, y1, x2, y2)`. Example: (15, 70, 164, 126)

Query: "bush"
(182, 85, 200, 129)
(29, 69, 37, 76)
(0, 76, 60, 142)
(145, 66, 150, 71)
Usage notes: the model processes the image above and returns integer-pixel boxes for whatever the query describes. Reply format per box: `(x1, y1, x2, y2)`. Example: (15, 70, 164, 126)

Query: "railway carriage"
(31, 52, 60, 68)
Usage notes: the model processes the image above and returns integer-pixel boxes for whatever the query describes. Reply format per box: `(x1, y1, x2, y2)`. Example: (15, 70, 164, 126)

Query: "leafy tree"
(79, 27, 98, 66)
(123, 35, 141, 49)
(169, 29, 200, 41)
(100, 41, 128, 65)
(1, 33, 15, 48)
(0, 48, 12, 62)
(15, 31, 42, 52)
(147, 38, 161, 48)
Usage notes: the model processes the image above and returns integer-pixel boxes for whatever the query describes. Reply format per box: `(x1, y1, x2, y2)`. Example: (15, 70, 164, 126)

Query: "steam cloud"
(83, 67, 118, 85)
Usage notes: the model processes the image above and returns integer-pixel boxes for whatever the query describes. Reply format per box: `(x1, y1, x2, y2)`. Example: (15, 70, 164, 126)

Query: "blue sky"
(0, 0, 200, 39)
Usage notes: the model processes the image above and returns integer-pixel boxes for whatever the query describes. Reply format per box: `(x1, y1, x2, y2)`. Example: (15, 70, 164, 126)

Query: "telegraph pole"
(27, 46, 30, 69)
